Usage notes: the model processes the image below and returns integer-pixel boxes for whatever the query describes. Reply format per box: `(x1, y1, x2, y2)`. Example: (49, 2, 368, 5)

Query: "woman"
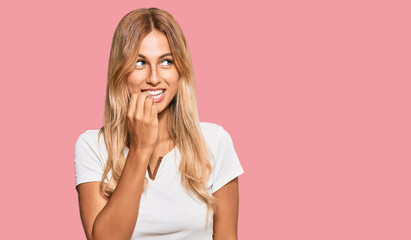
(74, 8, 244, 240)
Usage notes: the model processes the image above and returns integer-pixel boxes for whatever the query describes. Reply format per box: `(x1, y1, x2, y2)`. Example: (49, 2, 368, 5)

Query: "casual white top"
(74, 121, 244, 239)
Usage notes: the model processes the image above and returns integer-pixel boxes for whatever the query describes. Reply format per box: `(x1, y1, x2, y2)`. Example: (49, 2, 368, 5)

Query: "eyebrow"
(138, 53, 172, 59)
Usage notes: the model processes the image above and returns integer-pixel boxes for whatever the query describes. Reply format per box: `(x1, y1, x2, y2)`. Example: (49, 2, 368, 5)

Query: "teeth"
(147, 90, 164, 95)
(152, 94, 163, 99)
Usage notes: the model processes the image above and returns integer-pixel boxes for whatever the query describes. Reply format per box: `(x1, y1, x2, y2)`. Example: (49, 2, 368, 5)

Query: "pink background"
(1, 0, 410, 239)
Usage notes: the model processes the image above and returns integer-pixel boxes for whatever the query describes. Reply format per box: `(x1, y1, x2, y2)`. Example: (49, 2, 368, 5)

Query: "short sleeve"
(74, 131, 105, 187)
(211, 126, 244, 193)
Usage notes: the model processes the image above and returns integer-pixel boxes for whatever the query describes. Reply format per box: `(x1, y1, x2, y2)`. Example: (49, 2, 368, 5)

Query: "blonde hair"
(97, 8, 217, 224)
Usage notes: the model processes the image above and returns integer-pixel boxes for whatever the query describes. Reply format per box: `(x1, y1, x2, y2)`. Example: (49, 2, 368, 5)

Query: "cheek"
(160, 69, 179, 86)
(159, 69, 179, 81)
(127, 71, 146, 90)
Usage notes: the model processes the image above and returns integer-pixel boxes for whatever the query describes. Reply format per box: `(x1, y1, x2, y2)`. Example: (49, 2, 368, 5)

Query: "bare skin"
(77, 30, 178, 240)
(126, 30, 179, 172)
(76, 30, 240, 239)
(213, 177, 240, 240)
(77, 92, 160, 240)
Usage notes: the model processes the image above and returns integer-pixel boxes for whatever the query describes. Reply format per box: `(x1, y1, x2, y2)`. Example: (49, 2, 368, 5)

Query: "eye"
(160, 59, 173, 67)
(135, 60, 146, 68)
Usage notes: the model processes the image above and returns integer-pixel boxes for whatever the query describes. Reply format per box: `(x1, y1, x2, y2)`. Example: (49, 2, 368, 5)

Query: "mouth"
(141, 89, 166, 103)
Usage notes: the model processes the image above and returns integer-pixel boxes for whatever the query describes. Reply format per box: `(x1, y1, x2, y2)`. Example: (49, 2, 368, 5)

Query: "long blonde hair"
(97, 8, 217, 222)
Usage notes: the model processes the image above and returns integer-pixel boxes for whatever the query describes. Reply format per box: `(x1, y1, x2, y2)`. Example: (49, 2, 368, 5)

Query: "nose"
(146, 65, 160, 85)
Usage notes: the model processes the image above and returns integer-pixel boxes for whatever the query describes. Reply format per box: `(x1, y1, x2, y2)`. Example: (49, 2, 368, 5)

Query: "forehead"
(138, 31, 171, 58)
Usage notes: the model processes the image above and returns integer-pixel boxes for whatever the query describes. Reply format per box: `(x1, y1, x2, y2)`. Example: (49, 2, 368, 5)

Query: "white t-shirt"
(74, 121, 244, 239)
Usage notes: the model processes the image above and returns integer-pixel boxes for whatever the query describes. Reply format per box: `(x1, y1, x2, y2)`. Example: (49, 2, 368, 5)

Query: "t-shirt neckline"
(146, 145, 177, 181)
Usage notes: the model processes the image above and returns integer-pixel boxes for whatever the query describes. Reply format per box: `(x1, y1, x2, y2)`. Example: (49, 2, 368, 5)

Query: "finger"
(136, 92, 149, 119)
(151, 102, 158, 122)
(144, 95, 154, 120)
(128, 93, 139, 118)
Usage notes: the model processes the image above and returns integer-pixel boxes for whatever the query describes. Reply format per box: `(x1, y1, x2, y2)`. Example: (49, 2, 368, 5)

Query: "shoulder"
(75, 129, 105, 149)
(200, 122, 244, 193)
(76, 129, 101, 142)
(199, 121, 223, 144)
(74, 129, 107, 166)
(200, 121, 220, 138)
(74, 129, 108, 186)
(199, 121, 236, 157)
(200, 121, 233, 142)
(199, 121, 220, 154)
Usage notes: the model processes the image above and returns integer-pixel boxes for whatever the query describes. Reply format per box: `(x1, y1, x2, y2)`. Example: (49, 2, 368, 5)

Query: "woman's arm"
(77, 92, 158, 240)
(212, 177, 240, 240)
(77, 150, 150, 240)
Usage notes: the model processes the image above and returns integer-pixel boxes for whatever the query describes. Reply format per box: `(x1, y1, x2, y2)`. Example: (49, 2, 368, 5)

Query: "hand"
(127, 92, 159, 158)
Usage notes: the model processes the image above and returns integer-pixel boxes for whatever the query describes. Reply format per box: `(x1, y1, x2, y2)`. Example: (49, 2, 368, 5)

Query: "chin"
(156, 101, 171, 115)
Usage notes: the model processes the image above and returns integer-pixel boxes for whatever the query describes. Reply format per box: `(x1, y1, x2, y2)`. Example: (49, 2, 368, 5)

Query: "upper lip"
(141, 88, 166, 92)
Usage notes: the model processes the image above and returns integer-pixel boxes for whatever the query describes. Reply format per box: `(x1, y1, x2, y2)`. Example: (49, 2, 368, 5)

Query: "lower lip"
(151, 90, 166, 103)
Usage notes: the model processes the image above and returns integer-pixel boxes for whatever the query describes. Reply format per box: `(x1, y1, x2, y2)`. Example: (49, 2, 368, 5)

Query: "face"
(126, 30, 179, 114)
